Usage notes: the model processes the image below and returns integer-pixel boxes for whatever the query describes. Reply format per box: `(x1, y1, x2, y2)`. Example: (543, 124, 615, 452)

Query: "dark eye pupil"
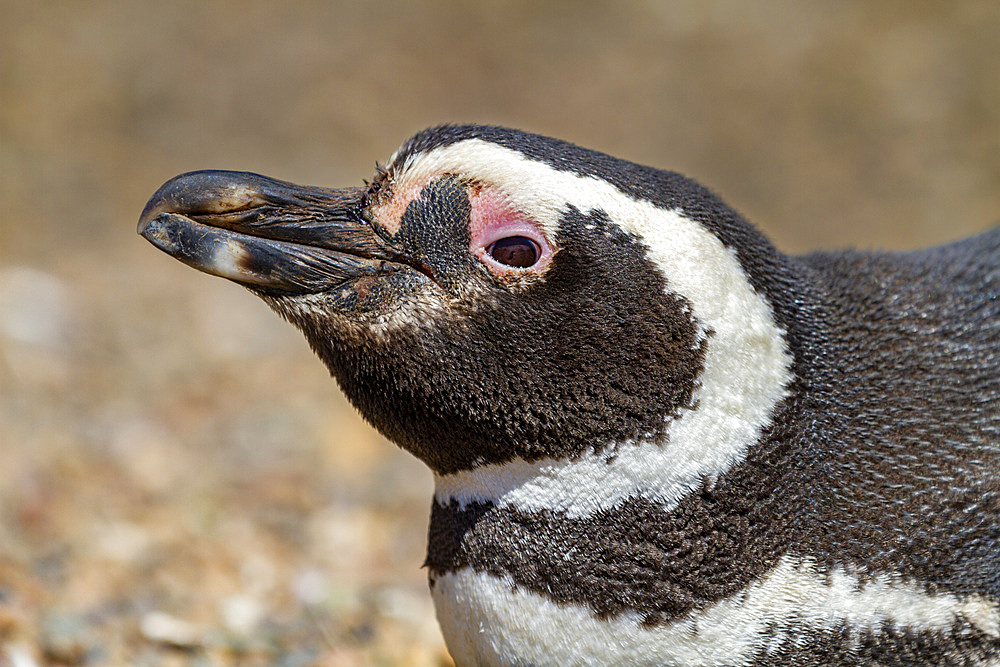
(488, 236, 539, 268)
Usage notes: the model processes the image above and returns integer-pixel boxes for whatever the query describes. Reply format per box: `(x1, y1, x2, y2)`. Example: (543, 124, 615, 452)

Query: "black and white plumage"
(138, 125, 1000, 666)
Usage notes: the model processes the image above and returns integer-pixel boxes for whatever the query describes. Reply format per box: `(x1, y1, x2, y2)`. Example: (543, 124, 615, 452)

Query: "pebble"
(140, 611, 202, 648)
(292, 568, 329, 607)
(3, 642, 40, 667)
(219, 594, 263, 636)
(40, 611, 91, 664)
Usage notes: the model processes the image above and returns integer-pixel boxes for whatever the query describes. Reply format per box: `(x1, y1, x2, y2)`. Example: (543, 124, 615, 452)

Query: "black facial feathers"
(393, 176, 478, 291)
(319, 198, 707, 474)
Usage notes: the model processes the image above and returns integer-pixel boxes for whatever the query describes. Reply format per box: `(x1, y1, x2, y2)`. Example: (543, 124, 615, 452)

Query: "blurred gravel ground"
(1, 1, 998, 665)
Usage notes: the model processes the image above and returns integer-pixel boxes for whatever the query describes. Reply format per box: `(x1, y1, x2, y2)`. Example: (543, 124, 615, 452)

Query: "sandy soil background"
(2, 1, 999, 664)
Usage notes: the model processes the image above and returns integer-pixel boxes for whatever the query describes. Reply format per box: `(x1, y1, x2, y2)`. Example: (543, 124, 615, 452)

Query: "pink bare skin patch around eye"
(468, 185, 554, 276)
(371, 175, 555, 274)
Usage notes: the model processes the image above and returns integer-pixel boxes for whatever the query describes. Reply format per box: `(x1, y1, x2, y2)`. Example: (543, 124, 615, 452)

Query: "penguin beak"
(137, 170, 400, 294)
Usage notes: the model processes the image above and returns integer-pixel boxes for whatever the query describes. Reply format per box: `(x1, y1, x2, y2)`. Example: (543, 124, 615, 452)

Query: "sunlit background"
(2, 1, 998, 664)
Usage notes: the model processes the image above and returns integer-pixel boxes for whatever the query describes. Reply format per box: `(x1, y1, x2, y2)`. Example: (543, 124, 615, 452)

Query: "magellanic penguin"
(138, 125, 1000, 666)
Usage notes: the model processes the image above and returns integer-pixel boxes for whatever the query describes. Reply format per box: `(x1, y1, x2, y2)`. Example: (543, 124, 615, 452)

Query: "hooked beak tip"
(137, 208, 157, 237)
(137, 169, 268, 237)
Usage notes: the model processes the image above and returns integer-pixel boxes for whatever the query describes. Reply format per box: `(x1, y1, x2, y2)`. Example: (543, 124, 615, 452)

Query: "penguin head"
(139, 125, 792, 476)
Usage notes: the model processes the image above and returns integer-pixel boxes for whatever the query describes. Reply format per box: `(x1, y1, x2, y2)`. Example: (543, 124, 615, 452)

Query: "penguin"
(138, 125, 1000, 666)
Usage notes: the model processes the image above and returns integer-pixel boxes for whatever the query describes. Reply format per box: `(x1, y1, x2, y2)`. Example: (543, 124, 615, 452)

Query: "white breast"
(432, 557, 1000, 667)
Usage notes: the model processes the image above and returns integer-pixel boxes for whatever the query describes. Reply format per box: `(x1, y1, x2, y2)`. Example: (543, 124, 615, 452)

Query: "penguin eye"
(487, 236, 540, 268)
